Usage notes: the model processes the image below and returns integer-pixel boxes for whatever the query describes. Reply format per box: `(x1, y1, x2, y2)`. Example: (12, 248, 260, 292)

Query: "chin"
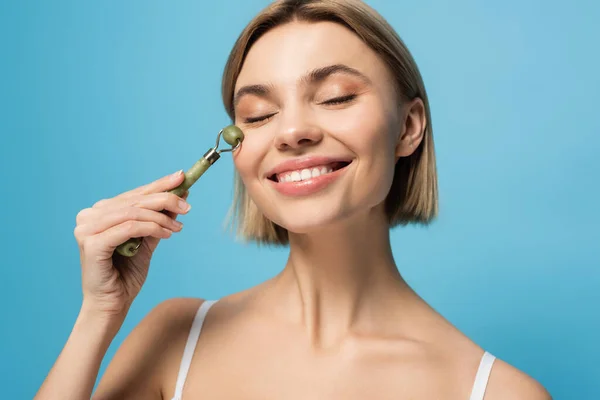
(268, 202, 359, 237)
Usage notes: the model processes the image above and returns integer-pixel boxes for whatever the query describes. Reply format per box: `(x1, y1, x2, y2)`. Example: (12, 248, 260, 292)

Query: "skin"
(34, 21, 552, 400)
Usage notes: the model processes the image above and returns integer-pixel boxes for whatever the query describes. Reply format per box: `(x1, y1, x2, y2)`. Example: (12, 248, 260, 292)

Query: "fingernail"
(178, 199, 191, 212)
(171, 170, 183, 179)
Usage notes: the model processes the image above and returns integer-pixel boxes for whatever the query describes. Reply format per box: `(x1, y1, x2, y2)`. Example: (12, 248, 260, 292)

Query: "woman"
(35, 1, 552, 399)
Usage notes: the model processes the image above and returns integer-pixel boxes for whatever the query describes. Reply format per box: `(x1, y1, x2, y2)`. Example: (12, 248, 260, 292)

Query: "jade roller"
(114, 125, 244, 257)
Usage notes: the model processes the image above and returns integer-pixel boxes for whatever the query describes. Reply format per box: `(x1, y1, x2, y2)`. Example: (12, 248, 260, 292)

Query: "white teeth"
(277, 164, 335, 182)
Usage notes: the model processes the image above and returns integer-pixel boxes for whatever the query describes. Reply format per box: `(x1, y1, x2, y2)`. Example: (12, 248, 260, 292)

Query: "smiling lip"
(265, 156, 352, 197)
(265, 156, 352, 178)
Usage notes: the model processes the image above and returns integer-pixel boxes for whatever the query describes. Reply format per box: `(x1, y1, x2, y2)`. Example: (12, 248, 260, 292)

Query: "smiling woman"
(33, 1, 553, 400)
(223, 5, 438, 245)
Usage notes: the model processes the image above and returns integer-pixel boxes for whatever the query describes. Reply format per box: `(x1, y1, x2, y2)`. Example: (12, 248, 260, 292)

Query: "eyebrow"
(233, 63, 371, 107)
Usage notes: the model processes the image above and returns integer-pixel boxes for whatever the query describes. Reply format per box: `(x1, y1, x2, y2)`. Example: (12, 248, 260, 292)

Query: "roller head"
(222, 125, 244, 147)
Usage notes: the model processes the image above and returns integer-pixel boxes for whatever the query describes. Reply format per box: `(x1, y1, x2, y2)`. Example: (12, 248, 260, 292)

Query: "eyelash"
(243, 94, 357, 124)
(322, 93, 357, 105)
(244, 113, 277, 124)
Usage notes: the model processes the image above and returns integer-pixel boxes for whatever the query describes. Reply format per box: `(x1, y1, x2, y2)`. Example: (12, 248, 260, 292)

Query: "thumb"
(163, 190, 189, 221)
(145, 190, 189, 253)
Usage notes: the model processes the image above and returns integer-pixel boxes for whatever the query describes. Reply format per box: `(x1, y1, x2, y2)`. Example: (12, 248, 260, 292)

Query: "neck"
(273, 206, 407, 349)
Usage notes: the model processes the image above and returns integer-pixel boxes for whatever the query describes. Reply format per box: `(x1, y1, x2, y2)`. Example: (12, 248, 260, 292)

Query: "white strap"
(469, 351, 496, 400)
(172, 300, 217, 400)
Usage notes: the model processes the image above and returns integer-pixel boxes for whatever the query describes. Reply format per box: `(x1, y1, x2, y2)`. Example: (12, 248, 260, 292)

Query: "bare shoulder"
(138, 297, 205, 336)
(485, 357, 552, 400)
(92, 297, 205, 400)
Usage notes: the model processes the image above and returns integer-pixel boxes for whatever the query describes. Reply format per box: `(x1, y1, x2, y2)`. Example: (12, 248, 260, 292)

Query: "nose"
(273, 109, 323, 151)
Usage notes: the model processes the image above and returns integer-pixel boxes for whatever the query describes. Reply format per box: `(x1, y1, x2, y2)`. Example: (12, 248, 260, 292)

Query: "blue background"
(1, 0, 598, 398)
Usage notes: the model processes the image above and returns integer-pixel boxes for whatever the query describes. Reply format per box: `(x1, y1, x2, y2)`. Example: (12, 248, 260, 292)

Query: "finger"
(80, 192, 189, 242)
(76, 206, 184, 238)
(76, 207, 94, 225)
(112, 170, 186, 204)
(130, 192, 191, 218)
(163, 190, 189, 220)
(83, 220, 173, 255)
(136, 170, 186, 195)
(94, 191, 191, 218)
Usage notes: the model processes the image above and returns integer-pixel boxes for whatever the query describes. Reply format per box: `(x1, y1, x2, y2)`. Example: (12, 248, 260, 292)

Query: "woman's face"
(232, 21, 412, 234)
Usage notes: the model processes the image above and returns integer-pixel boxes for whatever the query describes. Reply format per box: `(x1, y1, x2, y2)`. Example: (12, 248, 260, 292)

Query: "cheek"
(327, 100, 398, 201)
(232, 136, 282, 223)
(232, 133, 275, 212)
(325, 99, 397, 169)
(233, 132, 267, 180)
(361, 133, 397, 203)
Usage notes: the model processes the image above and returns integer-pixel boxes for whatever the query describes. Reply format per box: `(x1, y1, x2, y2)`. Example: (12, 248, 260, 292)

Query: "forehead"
(235, 21, 390, 89)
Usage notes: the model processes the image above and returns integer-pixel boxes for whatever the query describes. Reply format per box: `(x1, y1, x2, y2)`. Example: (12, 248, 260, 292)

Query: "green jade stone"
(222, 125, 244, 146)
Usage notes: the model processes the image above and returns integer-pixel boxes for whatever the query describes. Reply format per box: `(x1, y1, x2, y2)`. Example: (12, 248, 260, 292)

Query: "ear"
(394, 98, 427, 161)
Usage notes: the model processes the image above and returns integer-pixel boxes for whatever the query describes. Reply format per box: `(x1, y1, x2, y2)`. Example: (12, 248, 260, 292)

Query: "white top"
(171, 300, 496, 400)
(469, 350, 496, 400)
(171, 299, 217, 400)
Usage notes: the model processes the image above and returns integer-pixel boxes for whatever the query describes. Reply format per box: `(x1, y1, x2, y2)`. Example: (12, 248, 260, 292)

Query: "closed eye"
(321, 94, 357, 105)
(242, 94, 356, 123)
(244, 112, 277, 124)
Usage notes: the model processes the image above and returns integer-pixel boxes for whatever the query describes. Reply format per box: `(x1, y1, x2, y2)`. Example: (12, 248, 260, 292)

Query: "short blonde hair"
(221, 0, 438, 246)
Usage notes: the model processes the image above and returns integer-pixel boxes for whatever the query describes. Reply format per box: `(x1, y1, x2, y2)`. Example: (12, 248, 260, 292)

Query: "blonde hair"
(221, 0, 438, 246)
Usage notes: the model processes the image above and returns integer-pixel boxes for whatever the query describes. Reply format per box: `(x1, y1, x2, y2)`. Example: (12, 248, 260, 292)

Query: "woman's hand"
(73, 170, 191, 320)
